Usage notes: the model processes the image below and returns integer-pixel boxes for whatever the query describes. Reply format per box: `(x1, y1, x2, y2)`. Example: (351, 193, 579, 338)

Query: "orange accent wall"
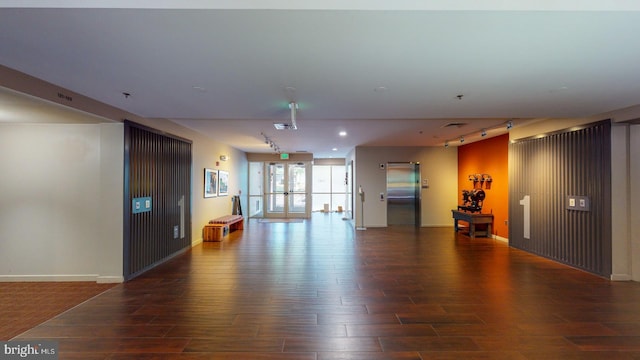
(458, 134, 509, 238)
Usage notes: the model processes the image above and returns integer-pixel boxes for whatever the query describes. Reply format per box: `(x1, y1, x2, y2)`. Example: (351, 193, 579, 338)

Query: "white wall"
(611, 124, 631, 280)
(98, 123, 124, 282)
(0, 123, 123, 282)
(354, 146, 458, 227)
(190, 135, 248, 244)
(610, 123, 640, 281)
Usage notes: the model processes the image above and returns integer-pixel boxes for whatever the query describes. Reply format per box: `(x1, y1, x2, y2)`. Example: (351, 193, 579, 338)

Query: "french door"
(265, 162, 311, 218)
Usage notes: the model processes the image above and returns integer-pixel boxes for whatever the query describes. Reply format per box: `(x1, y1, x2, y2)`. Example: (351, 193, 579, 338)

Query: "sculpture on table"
(458, 188, 485, 213)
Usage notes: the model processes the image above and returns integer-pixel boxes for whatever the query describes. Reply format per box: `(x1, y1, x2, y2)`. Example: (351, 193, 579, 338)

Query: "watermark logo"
(1, 341, 57, 359)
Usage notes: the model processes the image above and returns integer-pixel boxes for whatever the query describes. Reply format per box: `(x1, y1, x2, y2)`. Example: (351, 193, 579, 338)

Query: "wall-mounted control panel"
(567, 195, 590, 211)
(132, 196, 152, 214)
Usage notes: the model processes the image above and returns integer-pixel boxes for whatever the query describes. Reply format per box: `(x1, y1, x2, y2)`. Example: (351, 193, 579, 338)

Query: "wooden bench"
(203, 215, 244, 242)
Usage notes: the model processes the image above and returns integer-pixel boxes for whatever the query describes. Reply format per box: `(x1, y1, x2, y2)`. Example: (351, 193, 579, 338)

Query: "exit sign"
(280, 153, 289, 160)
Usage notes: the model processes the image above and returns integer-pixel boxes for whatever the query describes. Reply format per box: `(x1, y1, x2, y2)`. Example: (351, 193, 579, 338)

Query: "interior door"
(265, 162, 310, 218)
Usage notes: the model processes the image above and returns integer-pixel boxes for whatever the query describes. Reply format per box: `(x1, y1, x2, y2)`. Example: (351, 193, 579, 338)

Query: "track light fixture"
(261, 132, 282, 154)
(443, 119, 516, 147)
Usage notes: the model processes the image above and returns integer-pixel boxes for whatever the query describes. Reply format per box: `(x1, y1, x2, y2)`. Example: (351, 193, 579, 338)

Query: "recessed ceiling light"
(374, 86, 388, 92)
(192, 86, 207, 92)
(332, 148, 338, 151)
(339, 131, 347, 137)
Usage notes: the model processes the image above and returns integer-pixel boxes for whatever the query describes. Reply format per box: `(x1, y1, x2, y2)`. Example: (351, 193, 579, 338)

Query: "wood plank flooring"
(0, 282, 115, 340)
(12, 213, 640, 359)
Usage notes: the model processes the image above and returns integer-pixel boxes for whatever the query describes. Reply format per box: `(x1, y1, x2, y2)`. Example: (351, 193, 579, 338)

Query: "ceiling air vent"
(442, 122, 467, 128)
(274, 123, 297, 130)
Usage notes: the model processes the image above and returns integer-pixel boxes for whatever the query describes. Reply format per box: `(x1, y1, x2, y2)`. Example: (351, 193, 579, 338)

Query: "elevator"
(386, 162, 421, 226)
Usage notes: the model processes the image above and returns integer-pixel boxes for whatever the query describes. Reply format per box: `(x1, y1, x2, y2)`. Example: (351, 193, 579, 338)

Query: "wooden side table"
(451, 210, 493, 238)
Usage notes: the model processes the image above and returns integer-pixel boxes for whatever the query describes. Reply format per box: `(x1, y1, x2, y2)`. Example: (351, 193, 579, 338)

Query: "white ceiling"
(1, 1, 640, 157)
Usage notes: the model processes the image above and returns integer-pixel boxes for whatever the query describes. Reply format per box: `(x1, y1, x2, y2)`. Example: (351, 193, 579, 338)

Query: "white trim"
(96, 276, 124, 283)
(611, 274, 632, 281)
(0, 274, 100, 282)
(493, 235, 508, 243)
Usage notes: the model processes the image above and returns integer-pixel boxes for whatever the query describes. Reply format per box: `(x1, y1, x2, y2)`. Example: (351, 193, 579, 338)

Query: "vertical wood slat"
(508, 121, 611, 277)
(123, 121, 192, 280)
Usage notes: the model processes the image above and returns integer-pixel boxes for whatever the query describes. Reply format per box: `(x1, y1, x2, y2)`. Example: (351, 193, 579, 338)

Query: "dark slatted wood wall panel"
(124, 121, 192, 280)
(508, 120, 612, 277)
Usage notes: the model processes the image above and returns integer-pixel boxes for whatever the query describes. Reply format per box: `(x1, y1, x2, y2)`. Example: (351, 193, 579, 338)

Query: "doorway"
(386, 162, 421, 226)
(264, 162, 311, 218)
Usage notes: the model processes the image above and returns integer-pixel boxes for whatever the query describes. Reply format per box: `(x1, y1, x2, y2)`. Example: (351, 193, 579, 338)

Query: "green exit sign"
(280, 153, 289, 160)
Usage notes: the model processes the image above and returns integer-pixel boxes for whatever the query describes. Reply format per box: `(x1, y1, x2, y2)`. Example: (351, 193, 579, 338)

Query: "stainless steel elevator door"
(386, 162, 421, 226)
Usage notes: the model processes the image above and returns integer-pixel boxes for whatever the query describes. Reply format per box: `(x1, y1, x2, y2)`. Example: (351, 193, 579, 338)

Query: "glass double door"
(265, 162, 310, 218)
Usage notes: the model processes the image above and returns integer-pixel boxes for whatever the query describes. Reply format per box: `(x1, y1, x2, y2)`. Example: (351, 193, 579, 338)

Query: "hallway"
(14, 214, 640, 359)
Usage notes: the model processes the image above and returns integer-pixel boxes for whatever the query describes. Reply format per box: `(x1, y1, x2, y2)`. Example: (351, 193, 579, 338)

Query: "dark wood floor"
(0, 282, 115, 340)
(13, 213, 640, 359)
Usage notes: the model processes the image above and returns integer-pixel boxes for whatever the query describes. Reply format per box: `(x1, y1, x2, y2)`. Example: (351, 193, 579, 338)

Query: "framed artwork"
(218, 170, 229, 196)
(204, 168, 218, 198)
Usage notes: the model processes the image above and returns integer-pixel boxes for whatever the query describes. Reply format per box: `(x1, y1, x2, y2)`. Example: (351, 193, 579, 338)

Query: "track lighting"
(444, 120, 515, 147)
(261, 132, 282, 155)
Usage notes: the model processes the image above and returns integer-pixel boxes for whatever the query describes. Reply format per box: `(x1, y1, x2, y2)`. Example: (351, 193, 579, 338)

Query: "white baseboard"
(493, 235, 509, 243)
(610, 274, 632, 281)
(0, 274, 100, 282)
(97, 276, 124, 283)
(0, 274, 124, 283)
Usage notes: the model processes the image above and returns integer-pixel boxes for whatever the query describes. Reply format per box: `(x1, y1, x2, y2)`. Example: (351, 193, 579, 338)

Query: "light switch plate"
(567, 195, 590, 211)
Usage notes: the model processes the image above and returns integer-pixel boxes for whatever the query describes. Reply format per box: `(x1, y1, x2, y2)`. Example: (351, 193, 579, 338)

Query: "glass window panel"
(289, 193, 306, 213)
(248, 195, 263, 218)
(267, 164, 285, 193)
(312, 194, 331, 212)
(331, 165, 346, 193)
(332, 194, 346, 212)
(249, 162, 263, 196)
(312, 165, 331, 193)
(289, 163, 306, 192)
(267, 193, 285, 212)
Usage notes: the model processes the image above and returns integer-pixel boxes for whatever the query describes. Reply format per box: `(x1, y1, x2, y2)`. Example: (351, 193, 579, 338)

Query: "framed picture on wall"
(218, 170, 229, 196)
(204, 168, 218, 198)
